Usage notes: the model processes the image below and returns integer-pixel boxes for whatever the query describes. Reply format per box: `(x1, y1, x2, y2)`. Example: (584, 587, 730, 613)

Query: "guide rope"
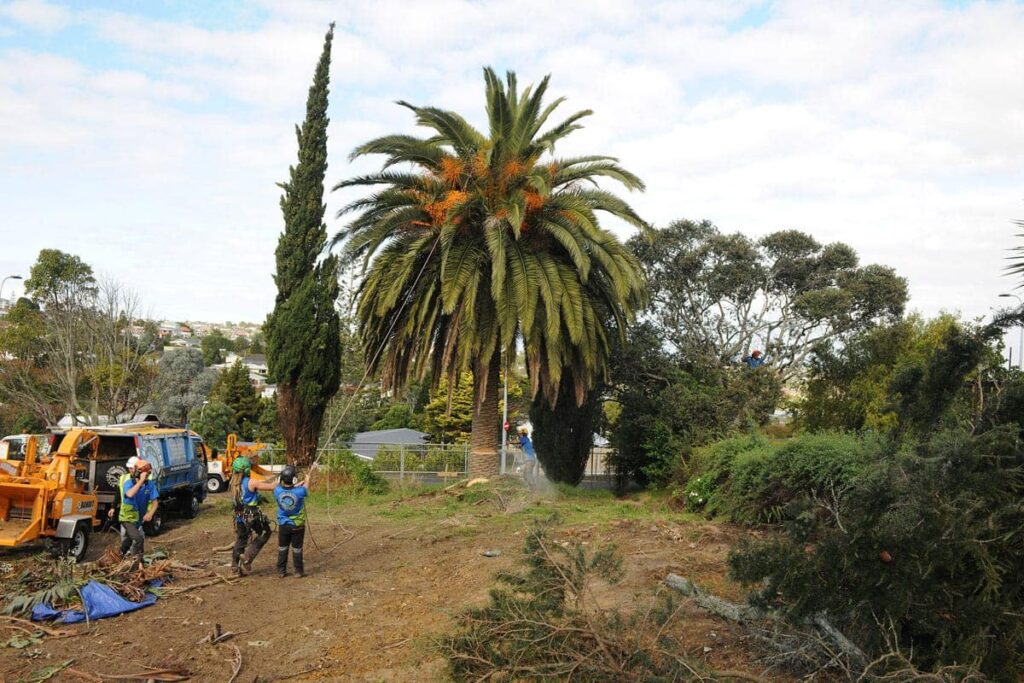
(304, 232, 443, 545)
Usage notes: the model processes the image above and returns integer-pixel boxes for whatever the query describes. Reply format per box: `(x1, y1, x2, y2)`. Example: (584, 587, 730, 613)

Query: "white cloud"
(0, 0, 1022, 325)
(0, 0, 69, 32)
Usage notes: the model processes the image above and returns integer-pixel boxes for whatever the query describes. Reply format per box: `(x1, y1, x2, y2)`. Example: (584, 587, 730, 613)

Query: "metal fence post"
(399, 444, 405, 483)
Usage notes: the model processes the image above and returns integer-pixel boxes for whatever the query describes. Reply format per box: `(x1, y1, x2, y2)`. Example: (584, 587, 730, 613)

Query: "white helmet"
(126, 456, 140, 470)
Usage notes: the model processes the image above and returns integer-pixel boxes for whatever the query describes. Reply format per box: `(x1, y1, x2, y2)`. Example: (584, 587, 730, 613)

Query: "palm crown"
(334, 68, 647, 473)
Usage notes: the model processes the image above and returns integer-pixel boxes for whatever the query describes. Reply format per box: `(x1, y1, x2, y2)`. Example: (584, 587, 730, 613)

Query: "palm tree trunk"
(468, 352, 501, 477)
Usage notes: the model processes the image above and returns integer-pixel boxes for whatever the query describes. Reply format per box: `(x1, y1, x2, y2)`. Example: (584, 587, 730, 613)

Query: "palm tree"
(333, 68, 647, 476)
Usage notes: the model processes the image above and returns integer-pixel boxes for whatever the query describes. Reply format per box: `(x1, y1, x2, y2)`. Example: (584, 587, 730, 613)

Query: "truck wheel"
(206, 475, 225, 494)
(54, 523, 91, 563)
(180, 491, 200, 519)
(144, 510, 163, 536)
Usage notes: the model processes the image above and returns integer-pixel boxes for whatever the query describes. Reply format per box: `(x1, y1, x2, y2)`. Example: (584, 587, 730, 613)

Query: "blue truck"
(49, 420, 209, 535)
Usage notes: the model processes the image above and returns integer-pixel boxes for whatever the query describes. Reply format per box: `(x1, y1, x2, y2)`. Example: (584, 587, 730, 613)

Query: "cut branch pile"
(442, 522, 766, 682)
(0, 549, 216, 618)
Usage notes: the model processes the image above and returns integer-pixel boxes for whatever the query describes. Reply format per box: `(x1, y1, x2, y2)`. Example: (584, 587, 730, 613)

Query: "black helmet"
(280, 465, 298, 487)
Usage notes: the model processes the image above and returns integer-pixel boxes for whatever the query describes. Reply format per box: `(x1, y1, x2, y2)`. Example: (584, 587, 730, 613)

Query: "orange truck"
(0, 429, 100, 562)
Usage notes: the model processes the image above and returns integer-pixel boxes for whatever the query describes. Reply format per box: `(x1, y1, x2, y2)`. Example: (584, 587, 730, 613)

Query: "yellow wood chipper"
(205, 433, 281, 493)
(0, 429, 100, 562)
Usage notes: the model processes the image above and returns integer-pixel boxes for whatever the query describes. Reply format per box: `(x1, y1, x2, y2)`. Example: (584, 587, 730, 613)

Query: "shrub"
(371, 446, 402, 471)
(684, 432, 880, 523)
(320, 449, 388, 494)
(728, 427, 1024, 679)
(422, 447, 465, 472)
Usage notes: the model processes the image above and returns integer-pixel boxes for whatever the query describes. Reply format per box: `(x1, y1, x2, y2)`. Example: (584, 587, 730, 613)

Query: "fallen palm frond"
(0, 549, 213, 616)
(441, 519, 762, 682)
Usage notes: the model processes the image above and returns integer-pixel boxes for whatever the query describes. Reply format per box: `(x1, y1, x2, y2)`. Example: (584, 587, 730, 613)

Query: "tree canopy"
(630, 220, 908, 380)
(335, 68, 647, 475)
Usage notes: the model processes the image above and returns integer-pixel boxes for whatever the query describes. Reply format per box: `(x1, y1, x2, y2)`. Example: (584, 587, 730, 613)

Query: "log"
(665, 573, 762, 622)
(812, 613, 868, 670)
(665, 574, 868, 669)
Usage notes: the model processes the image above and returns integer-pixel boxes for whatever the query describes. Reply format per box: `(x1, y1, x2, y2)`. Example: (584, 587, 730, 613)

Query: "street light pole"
(999, 293, 1023, 369)
(0, 275, 23, 308)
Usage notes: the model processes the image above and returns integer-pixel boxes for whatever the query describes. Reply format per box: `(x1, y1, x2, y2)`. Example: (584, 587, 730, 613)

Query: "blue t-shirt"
(274, 484, 308, 526)
(745, 356, 765, 368)
(120, 476, 157, 523)
(520, 434, 536, 460)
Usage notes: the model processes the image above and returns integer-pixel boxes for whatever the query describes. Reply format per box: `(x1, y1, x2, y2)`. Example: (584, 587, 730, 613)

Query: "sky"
(1, 0, 1023, 328)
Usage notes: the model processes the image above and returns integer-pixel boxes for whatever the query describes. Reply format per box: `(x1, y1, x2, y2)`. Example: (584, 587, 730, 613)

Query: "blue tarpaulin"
(31, 579, 161, 624)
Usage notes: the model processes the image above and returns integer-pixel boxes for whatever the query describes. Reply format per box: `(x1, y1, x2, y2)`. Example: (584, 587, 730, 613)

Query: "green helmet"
(232, 456, 251, 473)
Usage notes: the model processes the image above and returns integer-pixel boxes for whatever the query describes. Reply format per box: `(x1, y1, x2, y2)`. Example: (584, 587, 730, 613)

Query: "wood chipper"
(0, 434, 50, 478)
(205, 433, 281, 493)
(0, 429, 100, 562)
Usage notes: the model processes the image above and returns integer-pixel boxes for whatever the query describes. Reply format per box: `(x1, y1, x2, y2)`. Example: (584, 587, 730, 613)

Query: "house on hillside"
(215, 353, 269, 385)
(347, 428, 429, 461)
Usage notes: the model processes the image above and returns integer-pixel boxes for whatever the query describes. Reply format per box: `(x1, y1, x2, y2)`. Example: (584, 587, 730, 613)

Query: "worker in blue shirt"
(518, 427, 538, 486)
(744, 349, 766, 368)
(273, 465, 311, 578)
(109, 456, 158, 569)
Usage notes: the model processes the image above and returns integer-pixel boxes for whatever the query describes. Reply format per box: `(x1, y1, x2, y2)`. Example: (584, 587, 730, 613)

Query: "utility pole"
(500, 357, 508, 475)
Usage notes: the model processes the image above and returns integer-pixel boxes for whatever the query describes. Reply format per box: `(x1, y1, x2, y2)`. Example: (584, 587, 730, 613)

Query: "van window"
(166, 437, 188, 466)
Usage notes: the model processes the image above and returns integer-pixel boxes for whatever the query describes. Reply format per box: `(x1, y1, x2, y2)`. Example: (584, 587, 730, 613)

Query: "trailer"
(0, 429, 100, 562)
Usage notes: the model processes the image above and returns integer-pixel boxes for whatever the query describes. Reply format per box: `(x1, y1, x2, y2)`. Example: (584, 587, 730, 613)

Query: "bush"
(320, 449, 389, 495)
(371, 446, 402, 471)
(422, 447, 465, 472)
(728, 427, 1024, 679)
(371, 446, 465, 473)
(684, 432, 880, 523)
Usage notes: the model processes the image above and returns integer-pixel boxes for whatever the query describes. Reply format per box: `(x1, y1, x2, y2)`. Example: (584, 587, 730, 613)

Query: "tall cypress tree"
(265, 24, 340, 466)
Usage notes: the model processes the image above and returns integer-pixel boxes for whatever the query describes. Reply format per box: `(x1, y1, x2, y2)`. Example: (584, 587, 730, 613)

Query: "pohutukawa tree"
(334, 69, 647, 476)
(266, 24, 341, 466)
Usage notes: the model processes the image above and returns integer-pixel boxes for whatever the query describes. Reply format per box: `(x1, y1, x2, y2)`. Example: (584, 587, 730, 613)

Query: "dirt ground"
(0, 482, 780, 682)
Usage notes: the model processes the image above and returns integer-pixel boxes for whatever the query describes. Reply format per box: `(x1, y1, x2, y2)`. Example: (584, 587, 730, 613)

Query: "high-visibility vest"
(118, 473, 140, 523)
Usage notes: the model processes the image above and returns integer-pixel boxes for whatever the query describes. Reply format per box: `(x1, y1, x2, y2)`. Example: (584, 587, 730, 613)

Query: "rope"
(302, 232, 443, 539)
(313, 232, 442, 467)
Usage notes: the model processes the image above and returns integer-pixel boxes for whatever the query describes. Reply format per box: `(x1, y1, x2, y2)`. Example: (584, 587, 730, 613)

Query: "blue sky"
(2, 0, 1023, 326)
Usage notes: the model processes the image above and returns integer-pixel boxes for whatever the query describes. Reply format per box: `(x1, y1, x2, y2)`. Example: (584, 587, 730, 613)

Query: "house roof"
(243, 354, 267, 365)
(348, 428, 429, 460)
(351, 428, 428, 445)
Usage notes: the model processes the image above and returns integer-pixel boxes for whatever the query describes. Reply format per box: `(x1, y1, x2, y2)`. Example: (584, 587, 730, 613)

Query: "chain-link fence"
(320, 442, 468, 484)
(258, 441, 615, 488)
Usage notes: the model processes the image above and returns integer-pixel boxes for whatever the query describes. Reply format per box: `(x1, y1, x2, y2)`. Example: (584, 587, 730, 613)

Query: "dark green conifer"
(265, 24, 340, 466)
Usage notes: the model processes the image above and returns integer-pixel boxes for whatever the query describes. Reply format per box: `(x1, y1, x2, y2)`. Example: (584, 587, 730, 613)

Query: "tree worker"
(108, 456, 158, 569)
(518, 426, 538, 486)
(273, 465, 311, 578)
(743, 349, 766, 368)
(230, 456, 275, 576)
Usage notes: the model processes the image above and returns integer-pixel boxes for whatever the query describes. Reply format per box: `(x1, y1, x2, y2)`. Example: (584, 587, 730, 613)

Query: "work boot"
(292, 548, 304, 578)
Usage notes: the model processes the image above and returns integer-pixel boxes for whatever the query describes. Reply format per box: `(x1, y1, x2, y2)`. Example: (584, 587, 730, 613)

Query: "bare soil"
(0, 483, 779, 682)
